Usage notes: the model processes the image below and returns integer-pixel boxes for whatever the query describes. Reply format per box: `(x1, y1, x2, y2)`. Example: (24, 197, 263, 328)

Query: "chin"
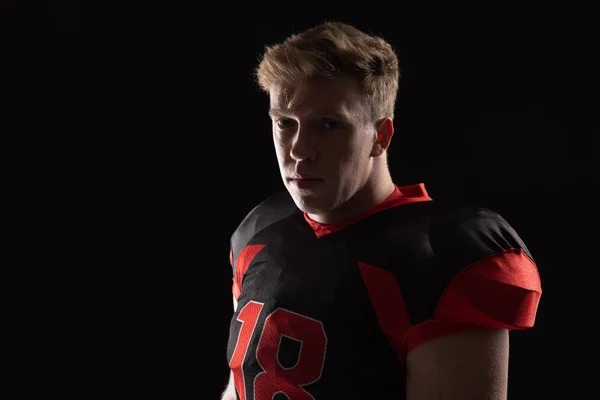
(289, 192, 330, 215)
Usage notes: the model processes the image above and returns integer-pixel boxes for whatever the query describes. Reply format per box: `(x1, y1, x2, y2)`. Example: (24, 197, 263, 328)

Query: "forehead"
(269, 77, 365, 117)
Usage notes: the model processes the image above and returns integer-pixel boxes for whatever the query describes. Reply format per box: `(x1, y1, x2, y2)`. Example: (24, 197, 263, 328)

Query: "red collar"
(304, 182, 432, 238)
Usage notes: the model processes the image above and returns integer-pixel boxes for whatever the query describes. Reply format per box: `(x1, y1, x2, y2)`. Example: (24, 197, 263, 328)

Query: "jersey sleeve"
(406, 206, 542, 351)
(228, 191, 299, 301)
(229, 246, 238, 299)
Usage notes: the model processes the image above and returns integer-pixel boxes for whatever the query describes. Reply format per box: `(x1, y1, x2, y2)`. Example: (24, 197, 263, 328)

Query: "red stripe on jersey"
(406, 247, 542, 351)
(232, 244, 266, 300)
(358, 262, 412, 362)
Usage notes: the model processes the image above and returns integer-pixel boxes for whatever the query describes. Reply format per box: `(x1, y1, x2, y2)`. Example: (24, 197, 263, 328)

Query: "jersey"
(226, 183, 542, 400)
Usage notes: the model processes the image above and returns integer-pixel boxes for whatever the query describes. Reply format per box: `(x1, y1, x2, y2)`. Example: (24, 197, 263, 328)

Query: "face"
(268, 77, 380, 220)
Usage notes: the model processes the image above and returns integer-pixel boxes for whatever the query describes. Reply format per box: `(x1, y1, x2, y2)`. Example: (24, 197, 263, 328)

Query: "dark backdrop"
(0, 1, 79, 32)
(6, 1, 592, 399)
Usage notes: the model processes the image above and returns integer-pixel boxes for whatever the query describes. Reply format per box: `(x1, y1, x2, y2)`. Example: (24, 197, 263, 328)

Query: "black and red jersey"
(226, 183, 542, 399)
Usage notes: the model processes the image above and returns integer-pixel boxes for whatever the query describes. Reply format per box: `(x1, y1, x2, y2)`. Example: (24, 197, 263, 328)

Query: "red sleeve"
(405, 247, 542, 351)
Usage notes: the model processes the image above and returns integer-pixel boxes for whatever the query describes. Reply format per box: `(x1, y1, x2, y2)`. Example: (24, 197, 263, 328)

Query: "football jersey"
(226, 183, 542, 399)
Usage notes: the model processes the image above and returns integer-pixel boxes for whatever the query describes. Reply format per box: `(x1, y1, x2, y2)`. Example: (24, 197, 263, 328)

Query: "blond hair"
(255, 21, 401, 119)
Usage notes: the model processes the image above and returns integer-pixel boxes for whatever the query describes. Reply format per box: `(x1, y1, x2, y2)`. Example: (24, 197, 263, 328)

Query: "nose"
(289, 126, 316, 161)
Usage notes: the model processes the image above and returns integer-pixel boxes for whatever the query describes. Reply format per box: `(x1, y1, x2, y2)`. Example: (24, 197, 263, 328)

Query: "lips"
(288, 174, 323, 189)
(289, 174, 322, 181)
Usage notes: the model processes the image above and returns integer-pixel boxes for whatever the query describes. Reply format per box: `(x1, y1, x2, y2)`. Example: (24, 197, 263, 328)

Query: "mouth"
(288, 177, 324, 189)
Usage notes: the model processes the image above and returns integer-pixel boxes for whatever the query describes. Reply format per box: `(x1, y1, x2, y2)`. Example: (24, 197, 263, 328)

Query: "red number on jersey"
(229, 303, 327, 400)
(229, 301, 264, 400)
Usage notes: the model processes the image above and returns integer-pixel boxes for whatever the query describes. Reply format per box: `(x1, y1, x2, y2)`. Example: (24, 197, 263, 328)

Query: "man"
(222, 21, 542, 400)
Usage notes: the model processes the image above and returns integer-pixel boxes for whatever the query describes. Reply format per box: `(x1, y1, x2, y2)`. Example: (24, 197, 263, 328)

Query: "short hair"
(255, 21, 401, 119)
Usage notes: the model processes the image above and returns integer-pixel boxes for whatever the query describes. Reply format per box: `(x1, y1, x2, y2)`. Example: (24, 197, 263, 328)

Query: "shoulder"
(231, 191, 299, 248)
(428, 203, 533, 262)
(404, 203, 542, 350)
(431, 203, 509, 232)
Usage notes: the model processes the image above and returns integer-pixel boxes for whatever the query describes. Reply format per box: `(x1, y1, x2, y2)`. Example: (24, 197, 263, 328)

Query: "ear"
(370, 117, 394, 157)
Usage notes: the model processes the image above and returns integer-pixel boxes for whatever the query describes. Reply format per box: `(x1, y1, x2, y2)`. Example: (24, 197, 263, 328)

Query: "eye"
(276, 118, 296, 129)
(323, 119, 343, 130)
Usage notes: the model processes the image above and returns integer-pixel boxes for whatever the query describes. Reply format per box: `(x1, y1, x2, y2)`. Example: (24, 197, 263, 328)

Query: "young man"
(222, 21, 542, 400)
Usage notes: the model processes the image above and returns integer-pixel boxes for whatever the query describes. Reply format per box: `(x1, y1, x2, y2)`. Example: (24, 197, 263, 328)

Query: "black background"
(0, 1, 79, 32)
(5, 1, 594, 398)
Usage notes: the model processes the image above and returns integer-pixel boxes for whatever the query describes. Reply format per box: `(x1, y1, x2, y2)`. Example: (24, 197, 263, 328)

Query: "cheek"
(272, 138, 289, 162)
(337, 139, 371, 176)
(340, 136, 369, 163)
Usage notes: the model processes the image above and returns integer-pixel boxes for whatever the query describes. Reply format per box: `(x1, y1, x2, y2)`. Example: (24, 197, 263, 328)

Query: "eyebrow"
(268, 108, 287, 118)
(268, 108, 348, 119)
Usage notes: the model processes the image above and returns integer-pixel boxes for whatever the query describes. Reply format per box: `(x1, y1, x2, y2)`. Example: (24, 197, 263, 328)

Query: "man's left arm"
(404, 206, 542, 399)
(406, 328, 509, 400)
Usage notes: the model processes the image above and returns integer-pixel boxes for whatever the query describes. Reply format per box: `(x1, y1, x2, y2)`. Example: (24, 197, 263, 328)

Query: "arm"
(221, 371, 237, 400)
(404, 207, 540, 399)
(221, 296, 239, 400)
(406, 328, 509, 400)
